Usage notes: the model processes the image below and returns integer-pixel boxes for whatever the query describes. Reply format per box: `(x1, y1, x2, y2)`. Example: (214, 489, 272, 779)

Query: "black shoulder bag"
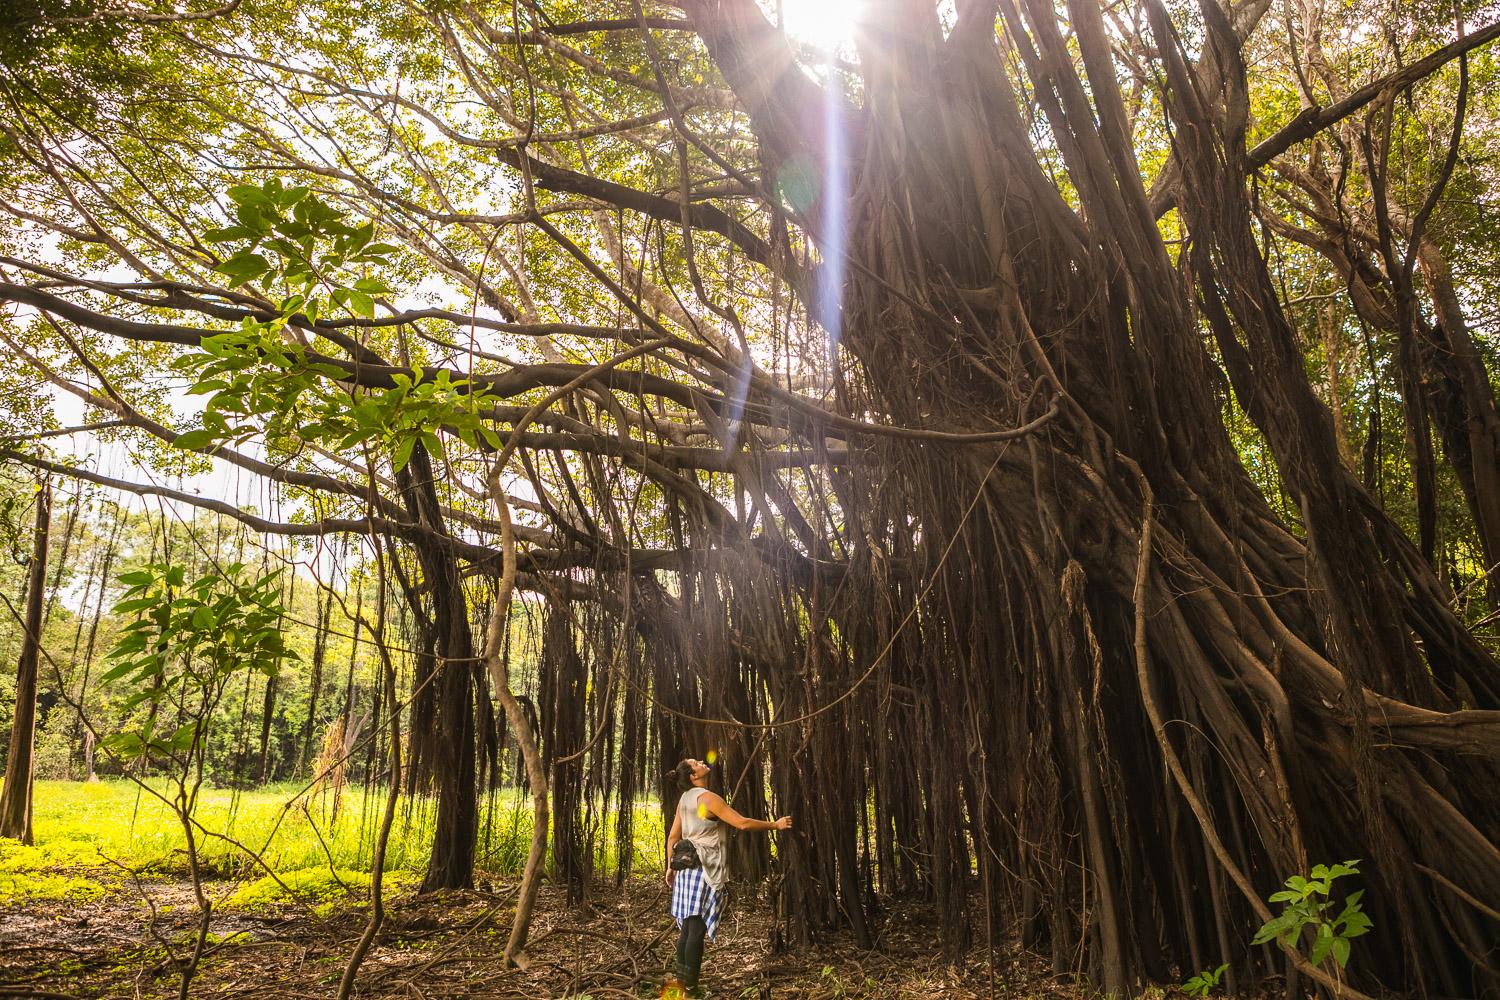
(670, 838, 702, 871)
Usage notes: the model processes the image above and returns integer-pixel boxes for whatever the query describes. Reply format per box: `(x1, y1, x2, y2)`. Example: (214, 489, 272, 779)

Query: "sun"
(770, 0, 864, 53)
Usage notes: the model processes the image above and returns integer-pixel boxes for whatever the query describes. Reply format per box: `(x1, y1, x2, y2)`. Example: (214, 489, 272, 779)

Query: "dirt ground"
(0, 877, 1094, 999)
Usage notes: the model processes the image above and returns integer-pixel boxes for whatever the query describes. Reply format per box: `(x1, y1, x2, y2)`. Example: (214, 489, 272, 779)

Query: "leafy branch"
(172, 180, 501, 471)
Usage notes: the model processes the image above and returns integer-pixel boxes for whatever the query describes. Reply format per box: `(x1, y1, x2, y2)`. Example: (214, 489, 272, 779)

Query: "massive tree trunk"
(0, 480, 51, 844)
(686, 0, 1500, 994)
(399, 445, 484, 893)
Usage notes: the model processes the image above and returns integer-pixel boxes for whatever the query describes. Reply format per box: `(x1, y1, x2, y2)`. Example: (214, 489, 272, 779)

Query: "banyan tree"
(1, 0, 1498, 995)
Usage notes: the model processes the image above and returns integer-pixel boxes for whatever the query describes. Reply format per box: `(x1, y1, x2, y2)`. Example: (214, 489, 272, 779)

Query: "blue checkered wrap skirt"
(670, 864, 724, 940)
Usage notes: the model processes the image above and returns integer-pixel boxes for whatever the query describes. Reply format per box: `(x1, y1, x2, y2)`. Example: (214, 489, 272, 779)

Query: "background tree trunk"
(1, 480, 51, 844)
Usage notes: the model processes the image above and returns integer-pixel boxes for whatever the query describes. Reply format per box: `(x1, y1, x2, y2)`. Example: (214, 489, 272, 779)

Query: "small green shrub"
(1253, 860, 1373, 970)
(1181, 963, 1228, 997)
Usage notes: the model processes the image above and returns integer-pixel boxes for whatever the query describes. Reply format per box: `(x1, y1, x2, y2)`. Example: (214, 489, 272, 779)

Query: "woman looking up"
(664, 757, 792, 995)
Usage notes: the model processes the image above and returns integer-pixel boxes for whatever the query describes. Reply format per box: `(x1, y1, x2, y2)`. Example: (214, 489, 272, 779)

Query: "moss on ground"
(0, 837, 118, 904)
(224, 866, 419, 912)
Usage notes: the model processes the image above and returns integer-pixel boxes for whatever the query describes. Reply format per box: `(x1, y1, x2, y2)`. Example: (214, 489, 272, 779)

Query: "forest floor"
(0, 874, 1089, 999)
(0, 782, 1101, 998)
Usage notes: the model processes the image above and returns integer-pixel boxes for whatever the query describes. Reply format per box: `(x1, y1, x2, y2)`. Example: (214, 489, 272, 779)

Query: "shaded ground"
(0, 876, 1087, 998)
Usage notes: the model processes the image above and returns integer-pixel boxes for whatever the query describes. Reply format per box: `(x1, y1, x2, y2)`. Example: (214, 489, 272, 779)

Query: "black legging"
(675, 915, 707, 987)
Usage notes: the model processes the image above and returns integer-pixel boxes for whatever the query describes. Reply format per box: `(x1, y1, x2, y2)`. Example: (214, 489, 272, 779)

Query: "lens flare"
(819, 75, 847, 357)
(706, 748, 719, 764)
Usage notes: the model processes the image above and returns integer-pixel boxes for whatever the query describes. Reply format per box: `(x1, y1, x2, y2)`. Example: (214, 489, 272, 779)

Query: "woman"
(664, 757, 792, 994)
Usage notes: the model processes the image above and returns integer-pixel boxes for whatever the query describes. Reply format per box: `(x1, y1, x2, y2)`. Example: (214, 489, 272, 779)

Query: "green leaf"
(98, 660, 141, 683)
(172, 429, 218, 450)
(121, 689, 158, 710)
(234, 201, 271, 234)
(1251, 916, 1285, 946)
(214, 251, 270, 286)
(101, 732, 146, 758)
(205, 225, 255, 242)
(392, 434, 417, 471)
(1310, 929, 1334, 967)
(1332, 937, 1351, 967)
(228, 183, 275, 208)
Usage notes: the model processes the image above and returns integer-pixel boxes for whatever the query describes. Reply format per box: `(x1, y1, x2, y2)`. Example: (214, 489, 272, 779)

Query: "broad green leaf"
(214, 252, 270, 286)
(1310, 928, 1334, 967)
(205, 225, 255, 242)
(98, 660, 141, 683)
(392, 433, 417, 471)
(172, 429, 218, 450)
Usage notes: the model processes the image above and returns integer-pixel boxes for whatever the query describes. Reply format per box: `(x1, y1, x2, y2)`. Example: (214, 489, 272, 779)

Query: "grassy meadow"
(1, 779, 665, 911)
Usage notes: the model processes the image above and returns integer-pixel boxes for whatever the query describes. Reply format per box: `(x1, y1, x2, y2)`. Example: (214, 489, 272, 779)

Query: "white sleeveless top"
(678, 787, 729, 891)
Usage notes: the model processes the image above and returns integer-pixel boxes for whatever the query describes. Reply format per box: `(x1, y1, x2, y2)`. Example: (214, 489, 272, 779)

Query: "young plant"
(1252, 861, 1373, 974)
(100, 560, 294, 1000)
(1181, 963, 1228, 997)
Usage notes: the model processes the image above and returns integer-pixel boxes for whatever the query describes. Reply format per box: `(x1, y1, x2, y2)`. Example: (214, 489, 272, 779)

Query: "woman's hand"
(665, 867, 676, 889)
(774, 815, 793, 831)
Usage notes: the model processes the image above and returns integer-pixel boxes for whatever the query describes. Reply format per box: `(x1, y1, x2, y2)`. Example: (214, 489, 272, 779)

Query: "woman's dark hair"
(669, 758, 696, 793)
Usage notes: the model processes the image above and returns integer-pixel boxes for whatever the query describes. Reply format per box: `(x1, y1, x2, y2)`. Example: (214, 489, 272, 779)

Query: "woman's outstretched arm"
(701, 791, 792, 833)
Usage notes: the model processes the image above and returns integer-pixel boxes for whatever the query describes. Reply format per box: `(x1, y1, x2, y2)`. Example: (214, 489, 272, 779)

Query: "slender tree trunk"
(41, 494, 78, 626)
(298, 586, 331, 775)
(482, 487, 547, 963)
(71, 507, 122, 773)
(256, 675, 277, 784)
(1, 480, 52, 843)
(337, 546, 401, 1000)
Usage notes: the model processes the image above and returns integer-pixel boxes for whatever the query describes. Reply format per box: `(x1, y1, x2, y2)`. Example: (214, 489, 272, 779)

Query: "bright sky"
(771, 0, 865, 51)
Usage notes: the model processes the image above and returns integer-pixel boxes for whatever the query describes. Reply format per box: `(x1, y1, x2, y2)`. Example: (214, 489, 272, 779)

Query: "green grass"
(21, 778, 439, 876)
(1, 779, 665, 908)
